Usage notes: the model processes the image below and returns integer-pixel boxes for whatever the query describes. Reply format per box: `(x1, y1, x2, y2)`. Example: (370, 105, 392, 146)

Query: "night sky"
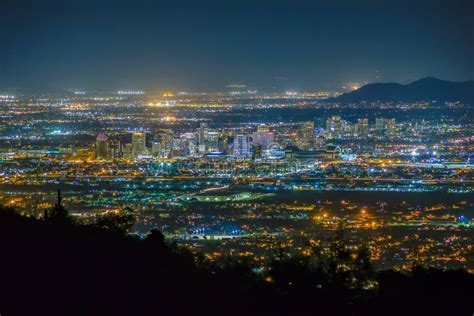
(1, 0, 473, 91)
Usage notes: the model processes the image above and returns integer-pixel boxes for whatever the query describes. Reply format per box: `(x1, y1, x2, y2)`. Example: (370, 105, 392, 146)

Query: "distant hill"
(335, 77, 474, 104)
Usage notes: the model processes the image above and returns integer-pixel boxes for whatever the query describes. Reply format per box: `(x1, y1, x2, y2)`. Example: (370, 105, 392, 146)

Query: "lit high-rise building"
(108, 140, 121, 158)
(204, 131, 219, 152)
(151, 141, 161, 157)
(232, 134, 251, 158)
(179, 132, 198, 157)
(122, 143, 133, 160)
(198, 122, 208, 146)
(251, 131, 274, 150)
(95, 133, 109, 160)
(132, 132, 147, 159)
(326, 116, 342, 139)
(296, 121, 315, 150)
(385, 118, 397, 138)
(154, 129, 173, 158)
(197, 123, 219, 153)
(218, 132, 229, 153)
(355, 118, 369, 138)
(341, 120, 354, 138)
(375, 118, 386, 136)
(252, 143, 262, 159)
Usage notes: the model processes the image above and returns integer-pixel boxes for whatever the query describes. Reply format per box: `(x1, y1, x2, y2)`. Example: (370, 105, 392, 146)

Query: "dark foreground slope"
(335, 77, 474, 104)
(0, 207, 473, 315)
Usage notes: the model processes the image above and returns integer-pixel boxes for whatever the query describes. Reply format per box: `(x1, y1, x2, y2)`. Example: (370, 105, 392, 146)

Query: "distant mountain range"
(334, 77, 474, 104)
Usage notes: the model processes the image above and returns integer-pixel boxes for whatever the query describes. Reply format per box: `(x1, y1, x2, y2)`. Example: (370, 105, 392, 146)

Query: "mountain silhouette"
(335, 77, 474, 104)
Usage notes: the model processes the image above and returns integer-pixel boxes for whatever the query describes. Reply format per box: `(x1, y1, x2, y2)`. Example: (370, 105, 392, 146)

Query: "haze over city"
(1, 0, 473, 91)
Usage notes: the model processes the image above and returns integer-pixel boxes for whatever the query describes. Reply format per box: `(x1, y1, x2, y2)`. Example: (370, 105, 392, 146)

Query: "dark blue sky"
(1, 0, 473, 91)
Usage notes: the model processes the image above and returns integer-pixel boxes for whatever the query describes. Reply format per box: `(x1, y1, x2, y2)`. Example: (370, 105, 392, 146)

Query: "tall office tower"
(132, 132, 147, 159)
(179, 132, 198, 157)
(232, 134, 251, 158)
(275, 130, 294, 148)
(204, 131, 219, 152)
(251, 131, 275, 150)
(326, 116, 342, 139)
(122, 143, 133, 160)
(297, 121, 315, 150)
(198, 143, 206, 155)
(385, 118, 397, 138)
(154, 129, 174, 158)
(188, 137, 198, 157)
(341, 120, 354, 138)
(218, 132, 229, 153)
(108, 140, 121, 158)
(151, 141, 161, 157)
(198, 122, 208, 145)
(170, 138, 181, 158)
(252, 143, 262, 160)
(375, 118, 386, 136)
(355, 118, 369, 138)
(95, 133, 109, 160)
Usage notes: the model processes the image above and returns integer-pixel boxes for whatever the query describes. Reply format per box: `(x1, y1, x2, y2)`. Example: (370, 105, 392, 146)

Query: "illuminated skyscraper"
(151, 141, 161, 157)
(385, 118, 397, 138)
(218, 132, 229, 153)
(355, 118, 369, 138)
(204, 131, 219, 152)
(122, 143, 133, 160)
(252, 144, 262, 159)
(326, 116, 342, 139)
(232, 134, 251, 158)
(252, 131, 274, 150)
(375, 118, 385, 131)
(297, 121, 315, 150)
(132, 132, 147, 159)
(198, 122, 208, 146)
(179, 132, 198, 157)
(154, 129, 173, 158)
(108, 140, 121, 158)
(375, 118, 386, 137)
(95, 133, 109, 160)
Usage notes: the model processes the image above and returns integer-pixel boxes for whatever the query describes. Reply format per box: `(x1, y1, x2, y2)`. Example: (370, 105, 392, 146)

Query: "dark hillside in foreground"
(335, 77, 474, 104)
(0, 206, 473, 315)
